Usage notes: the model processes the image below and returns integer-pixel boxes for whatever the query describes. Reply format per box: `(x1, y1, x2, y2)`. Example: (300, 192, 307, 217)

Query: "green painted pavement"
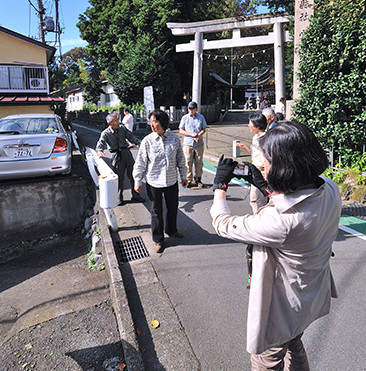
(340, 215, 366, 235)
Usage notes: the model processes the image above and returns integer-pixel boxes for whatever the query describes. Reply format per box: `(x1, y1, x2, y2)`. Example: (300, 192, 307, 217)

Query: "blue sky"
(0, 0, 90, 54)
(0, 0, 269, 56)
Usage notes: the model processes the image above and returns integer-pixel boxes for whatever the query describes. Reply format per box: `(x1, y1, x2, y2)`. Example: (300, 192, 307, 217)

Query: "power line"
(27, 0, 39, 13)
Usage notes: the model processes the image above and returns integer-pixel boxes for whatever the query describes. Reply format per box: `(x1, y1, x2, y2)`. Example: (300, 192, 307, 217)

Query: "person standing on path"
(133, 109, 188, 253)
(211, 121, 341, 370)
(122, 107, 134, 132)
(179, 101, 207, 188)
(236, 113, 268, 213)
(96, 112, 145, 206)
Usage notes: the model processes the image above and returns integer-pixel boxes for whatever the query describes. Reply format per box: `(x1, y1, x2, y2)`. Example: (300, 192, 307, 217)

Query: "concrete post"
(192, 32, 203, 109)
(273, 22, 285, 107)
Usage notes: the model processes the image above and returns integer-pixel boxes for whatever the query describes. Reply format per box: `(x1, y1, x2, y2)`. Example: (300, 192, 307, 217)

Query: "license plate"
(14, 148, 32, 158)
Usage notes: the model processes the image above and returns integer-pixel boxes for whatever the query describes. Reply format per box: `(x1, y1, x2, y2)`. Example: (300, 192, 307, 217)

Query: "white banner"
(144, 86, 154, 114)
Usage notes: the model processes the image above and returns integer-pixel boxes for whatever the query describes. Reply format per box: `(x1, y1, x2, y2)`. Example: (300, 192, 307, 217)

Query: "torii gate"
(167, 13, 291, 109)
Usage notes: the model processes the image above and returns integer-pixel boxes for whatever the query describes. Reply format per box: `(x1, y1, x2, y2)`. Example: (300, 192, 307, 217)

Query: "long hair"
(259, 121, 328, 194)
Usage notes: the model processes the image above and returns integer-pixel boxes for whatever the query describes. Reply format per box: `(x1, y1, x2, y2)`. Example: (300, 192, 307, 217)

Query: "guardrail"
(84, 147, 119, 232)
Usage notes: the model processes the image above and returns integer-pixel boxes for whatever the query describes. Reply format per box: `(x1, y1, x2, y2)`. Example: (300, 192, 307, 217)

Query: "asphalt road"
(76, 123, 366, 370)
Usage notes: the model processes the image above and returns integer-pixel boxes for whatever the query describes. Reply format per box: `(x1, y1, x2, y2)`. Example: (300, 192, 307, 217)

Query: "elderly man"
(262, 107, 277, 131)
(179, 101, 207, 188)
(96, 112, 144, 206)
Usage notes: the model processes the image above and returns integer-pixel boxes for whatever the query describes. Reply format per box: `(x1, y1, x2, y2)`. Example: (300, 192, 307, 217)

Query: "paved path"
(76, 122, 366, 370)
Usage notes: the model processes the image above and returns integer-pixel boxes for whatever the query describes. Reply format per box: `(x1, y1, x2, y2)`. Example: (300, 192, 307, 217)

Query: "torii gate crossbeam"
(167, 13, 291, 109)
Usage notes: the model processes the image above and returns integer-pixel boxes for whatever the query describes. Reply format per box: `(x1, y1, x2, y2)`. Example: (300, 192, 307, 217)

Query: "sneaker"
(187, 181, 195, 188)
(168, 231, 184, 238)
(153, 242, 164, 253)
(131, 195, 145, 203)
(196, 180, 204, 188)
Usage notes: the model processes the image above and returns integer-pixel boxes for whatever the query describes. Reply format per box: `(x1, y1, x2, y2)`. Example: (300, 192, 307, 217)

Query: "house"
(66, 80, 121, 112)
(0, 26, 64, 118)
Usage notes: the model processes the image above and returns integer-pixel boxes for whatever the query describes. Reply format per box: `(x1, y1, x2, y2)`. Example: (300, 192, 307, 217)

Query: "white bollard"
(233, 140, 240, 158)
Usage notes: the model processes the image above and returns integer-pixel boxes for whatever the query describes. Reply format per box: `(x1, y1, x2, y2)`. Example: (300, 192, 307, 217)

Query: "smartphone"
(233, 164, 249, 176)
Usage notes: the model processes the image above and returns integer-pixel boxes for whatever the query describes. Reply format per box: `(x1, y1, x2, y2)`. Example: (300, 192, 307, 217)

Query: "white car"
(0, 113, 73, 180)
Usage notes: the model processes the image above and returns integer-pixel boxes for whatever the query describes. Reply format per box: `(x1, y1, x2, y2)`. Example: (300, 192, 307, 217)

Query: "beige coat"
(211, 177, 341, 354)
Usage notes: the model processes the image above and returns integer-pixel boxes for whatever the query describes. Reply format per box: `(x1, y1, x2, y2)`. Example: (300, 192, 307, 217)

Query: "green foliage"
(87, 250, 105, 271)
(322, 152, 366, 202)
(292, 0, 366, 165)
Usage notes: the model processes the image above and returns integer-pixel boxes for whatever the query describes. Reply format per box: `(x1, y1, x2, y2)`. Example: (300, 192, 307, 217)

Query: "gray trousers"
(111, 149, 138, 202)
(250, 333, 310, 371)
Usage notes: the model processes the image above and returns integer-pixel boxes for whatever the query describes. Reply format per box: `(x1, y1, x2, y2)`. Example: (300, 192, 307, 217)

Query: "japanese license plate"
(14, 148, 32, 158)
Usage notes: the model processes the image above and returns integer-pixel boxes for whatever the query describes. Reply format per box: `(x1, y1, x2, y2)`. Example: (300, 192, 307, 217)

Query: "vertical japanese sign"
(293, 0, 314, 100)
(144, 86, 155, 115)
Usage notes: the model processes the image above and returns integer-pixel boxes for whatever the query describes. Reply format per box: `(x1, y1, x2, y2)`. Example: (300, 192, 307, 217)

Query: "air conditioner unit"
(29, 78, 45, 89)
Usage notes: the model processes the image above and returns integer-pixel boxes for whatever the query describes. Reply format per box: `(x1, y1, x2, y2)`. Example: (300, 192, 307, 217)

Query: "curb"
(97, 196, 145, 370)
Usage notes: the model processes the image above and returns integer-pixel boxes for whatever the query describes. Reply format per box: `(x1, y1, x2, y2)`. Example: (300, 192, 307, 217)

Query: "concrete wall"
(0, 154, 95, 248)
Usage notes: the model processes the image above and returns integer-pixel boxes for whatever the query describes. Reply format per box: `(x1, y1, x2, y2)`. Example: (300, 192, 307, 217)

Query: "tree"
(292, 0, 366, 164)
(77, 0, 253, 106)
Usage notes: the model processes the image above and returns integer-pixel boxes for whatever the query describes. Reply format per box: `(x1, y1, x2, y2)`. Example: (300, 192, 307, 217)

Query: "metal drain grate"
(115, 236, 149, 263)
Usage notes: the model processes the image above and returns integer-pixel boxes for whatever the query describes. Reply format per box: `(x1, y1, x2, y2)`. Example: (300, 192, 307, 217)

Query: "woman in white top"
(236, 113, 268, 213)
(211, 121, 341, 370)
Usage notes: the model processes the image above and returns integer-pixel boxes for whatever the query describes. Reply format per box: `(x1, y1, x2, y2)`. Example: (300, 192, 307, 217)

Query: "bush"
(293, 0, 366, 165)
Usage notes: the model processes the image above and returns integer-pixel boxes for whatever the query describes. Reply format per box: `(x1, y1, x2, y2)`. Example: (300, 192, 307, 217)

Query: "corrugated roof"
(0, 95, 64, 105)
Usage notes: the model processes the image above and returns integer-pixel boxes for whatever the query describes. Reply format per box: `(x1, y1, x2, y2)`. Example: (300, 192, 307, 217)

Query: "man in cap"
(179, 101, 207, 188)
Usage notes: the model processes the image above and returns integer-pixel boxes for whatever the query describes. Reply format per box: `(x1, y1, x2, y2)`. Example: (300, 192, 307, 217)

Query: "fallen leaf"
(151, 320, 160, 329)
(25, 343, 33, 350)
(186, 273, 190, 277)
(119, 363, 127, 370)
(50, 351, 54, 356)
(73, 327, 80, 331)
(136, 328, 141, 336)
(120, 213, 125, 216)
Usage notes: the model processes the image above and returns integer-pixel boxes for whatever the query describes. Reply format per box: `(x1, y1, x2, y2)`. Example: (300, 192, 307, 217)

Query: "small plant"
(322, 154, 366, 203)
(87, 250, 105, 271)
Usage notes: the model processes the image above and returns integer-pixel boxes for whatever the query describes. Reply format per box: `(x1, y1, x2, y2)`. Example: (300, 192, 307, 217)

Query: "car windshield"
(0, 118, 59, 134)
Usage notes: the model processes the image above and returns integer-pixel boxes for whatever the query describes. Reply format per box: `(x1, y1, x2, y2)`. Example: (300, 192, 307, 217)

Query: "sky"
(0, 0, 90, 55)
(0, 0, 269, 57)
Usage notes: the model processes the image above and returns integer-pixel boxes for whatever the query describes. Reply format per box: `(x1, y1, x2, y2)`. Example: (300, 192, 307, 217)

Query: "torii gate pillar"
(274, 22, 285, 104)
(192, 32, 203, 107)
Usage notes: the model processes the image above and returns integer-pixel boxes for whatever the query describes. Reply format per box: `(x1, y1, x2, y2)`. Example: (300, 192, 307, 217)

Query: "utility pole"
(37, 0, 45, 43)
(55, 0, 62, 58)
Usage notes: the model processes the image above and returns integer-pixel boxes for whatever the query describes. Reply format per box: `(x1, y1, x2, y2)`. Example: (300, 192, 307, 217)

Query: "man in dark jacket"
(96, 113, 145, 205)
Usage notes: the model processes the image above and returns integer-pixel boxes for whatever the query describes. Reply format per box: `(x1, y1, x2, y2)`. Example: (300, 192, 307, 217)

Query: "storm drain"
(115, 236, 149, 263)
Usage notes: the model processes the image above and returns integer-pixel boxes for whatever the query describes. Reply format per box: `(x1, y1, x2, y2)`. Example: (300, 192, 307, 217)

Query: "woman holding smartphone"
(211, 121, 341, 370)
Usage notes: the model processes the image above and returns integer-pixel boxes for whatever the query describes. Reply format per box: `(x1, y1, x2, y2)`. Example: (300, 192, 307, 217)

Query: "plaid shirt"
(133, 131, 187, 188)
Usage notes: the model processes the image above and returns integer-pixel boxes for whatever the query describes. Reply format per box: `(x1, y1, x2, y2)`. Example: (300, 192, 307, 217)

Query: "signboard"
(293, 0, 314, 100)
(144, 86, 155, 114)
